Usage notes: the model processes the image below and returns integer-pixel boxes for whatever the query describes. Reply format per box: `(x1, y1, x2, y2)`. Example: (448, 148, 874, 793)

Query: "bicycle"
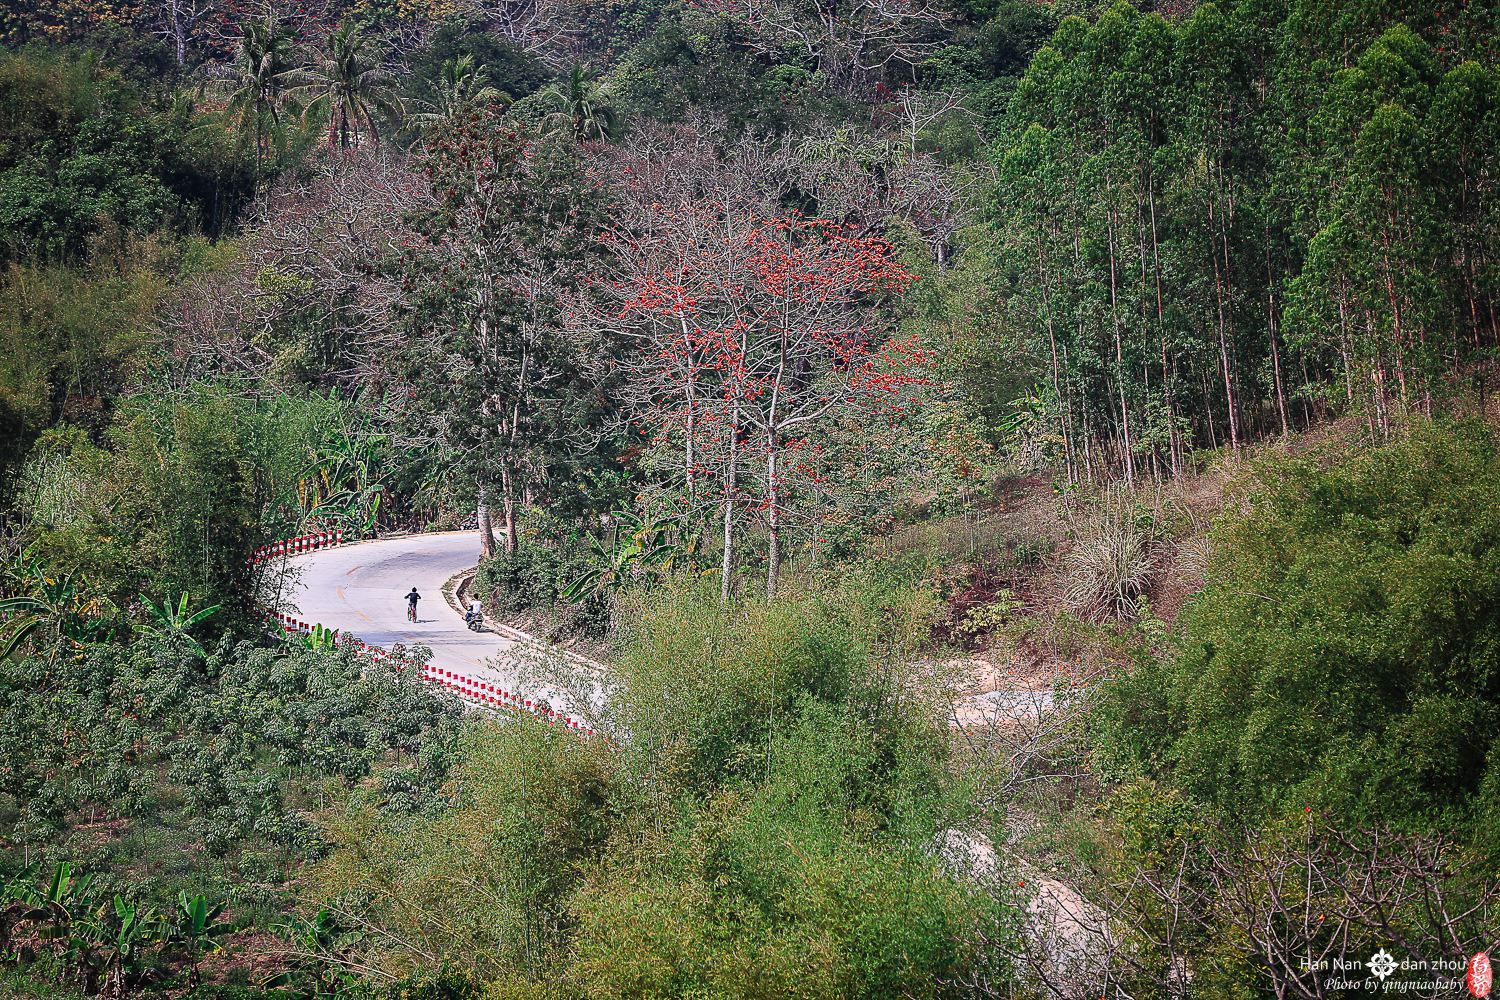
(407, 604, 418, 622)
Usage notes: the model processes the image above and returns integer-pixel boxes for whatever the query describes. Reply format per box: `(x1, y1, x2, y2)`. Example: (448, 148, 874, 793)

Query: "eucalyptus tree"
(1428, 60, 1500, 353)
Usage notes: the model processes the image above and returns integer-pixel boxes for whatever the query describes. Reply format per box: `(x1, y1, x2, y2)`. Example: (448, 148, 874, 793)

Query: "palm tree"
(405, 54, 509, 135)
(288, 21, 403, 150)
(216, 17, 295, 173)
(538, 63, 618, 142)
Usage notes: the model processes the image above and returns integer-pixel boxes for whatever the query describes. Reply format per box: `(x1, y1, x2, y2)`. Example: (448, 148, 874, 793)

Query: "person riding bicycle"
(405, 588, 421, 620)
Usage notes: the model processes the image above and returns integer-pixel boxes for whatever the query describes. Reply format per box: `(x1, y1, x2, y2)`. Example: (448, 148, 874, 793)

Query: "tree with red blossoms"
(596, 203, 927, 599)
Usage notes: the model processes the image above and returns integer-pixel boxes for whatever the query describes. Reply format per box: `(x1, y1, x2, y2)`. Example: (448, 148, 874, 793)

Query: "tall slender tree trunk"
(680, 319, 697, 498)
(1081, 405, 1095, 482)
(169, 0, 188, 65)
(765, 429, 780, 601)
(764, 330, 789, 600)
(1265, 222, 1288, 435)
(1106, 203, 1135, 485)
(1147, 170, 1179, 476)
(1039, 226, 1073, 483)
(500, 466, 518, 553)
(1207, 191, 1240, 453)
(1299, 349, 1314, 427)
(1201, 367, 1217, 451)
(477, 484, 497, 560)
(721, 400, 738, 605)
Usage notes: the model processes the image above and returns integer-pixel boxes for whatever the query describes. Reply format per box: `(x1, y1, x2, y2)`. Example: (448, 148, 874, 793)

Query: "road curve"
(273, 531, 534, 694)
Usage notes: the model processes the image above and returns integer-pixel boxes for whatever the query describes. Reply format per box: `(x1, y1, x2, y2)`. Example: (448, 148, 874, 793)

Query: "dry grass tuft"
(1062, 519, 1153, 620)
(1058, 482, 1186, 621)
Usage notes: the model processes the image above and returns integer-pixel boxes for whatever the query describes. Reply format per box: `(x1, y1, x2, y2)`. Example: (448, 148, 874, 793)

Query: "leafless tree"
(202, 0, 342, 57)
(470, 0, 576, 60)
(612, 119, 980, 266)
(966, 817, 1500, 999)
(150, 0, 220, 65)
(154, 149, 424, 387)
(699, 0, 950, 95)
(794, 123, 981, 264)
(949, 682, 1093, 813)
(887, 86, 973, 156)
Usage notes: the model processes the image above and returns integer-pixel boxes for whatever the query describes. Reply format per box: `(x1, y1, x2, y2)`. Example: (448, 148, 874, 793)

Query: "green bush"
(474, 537, 592, 615)
(0, 634, 463, 898)
(0, 51, 255, 261)
(472, 535, 609, 635)
(18, 386, 389, 619)
(305, 578, 1006, 994)
(570, 818, 982, 1000)
(1094, 420, 1500, 833)
(403, 24, 551, 108)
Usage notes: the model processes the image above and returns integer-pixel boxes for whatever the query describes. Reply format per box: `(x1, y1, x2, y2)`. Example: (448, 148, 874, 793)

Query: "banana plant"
(29, 861, 98, 921)
(284, 622, 339, 650)
(135, 592, 222, 653)
(0, 862, 40, 962)
(167, 892, 233, 986)
(301, 416, 388, 539)
(1, 862, 40, 903)
(560, 511, 689, 603)
(0, 567, 118, 658)
(15, 863, 99, 965)
(85, 895, 164, 997)
(52, 895, 158, 997)
(0, 593, 42, 659)
(3, 864, 172, 994)
(262, 908, 363, 997)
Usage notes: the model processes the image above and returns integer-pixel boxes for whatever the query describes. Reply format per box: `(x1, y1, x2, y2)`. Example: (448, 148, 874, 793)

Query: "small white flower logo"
(1370, 949, 1398, 981)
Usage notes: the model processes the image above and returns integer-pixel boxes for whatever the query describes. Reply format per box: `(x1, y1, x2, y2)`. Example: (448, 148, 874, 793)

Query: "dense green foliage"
(0, 237, 166, 466)
(983, 1, 1500, 479)
(0, 634, 460, 898)
(0, 52, 254, 260)
(312, 581, 1008, 997)
(403, 25, 550, 109)
(14, 389, 418, 613)
(1098, 421, 1500, 833)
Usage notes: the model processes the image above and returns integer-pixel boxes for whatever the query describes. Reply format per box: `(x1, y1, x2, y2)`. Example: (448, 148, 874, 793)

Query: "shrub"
(472, 535, 608, 634)
(1093, 420, 1500, 833)
(304, 577, 1004, 993)
(0, 635, 463, 883)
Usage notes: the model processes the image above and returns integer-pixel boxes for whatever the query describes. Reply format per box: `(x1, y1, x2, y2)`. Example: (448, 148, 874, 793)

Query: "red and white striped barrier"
(247, 529, 345, 566)
(243, 529, 597, 737)
(248, 600, 600, 740)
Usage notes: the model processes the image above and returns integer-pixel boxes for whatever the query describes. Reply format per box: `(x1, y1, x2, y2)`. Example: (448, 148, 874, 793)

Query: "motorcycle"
(464, 609, 485, 632)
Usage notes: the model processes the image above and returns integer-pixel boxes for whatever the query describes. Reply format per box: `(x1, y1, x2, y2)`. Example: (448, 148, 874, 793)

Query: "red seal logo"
(1469, 952, 1493, 997)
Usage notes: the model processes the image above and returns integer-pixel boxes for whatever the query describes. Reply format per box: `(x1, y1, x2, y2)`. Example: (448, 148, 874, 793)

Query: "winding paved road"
(270, 531, 542, 698)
